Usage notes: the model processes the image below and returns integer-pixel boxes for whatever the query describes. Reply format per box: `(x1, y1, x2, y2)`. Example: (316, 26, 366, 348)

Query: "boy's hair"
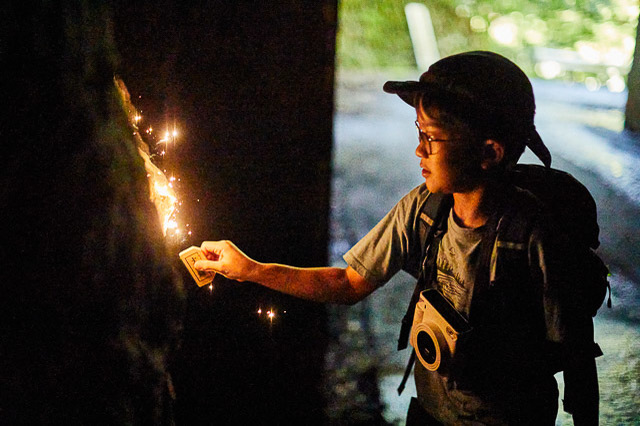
(416, 94, 524, 168)
(384, 51, 551, 168)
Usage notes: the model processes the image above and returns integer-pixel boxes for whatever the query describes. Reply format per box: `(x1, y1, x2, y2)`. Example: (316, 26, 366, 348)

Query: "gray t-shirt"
(417, 211, 506, 424)
(343, 184, 559, 424)
(343, 182, 487, 308)
(344, 184, 431, 287)
(436, 210, 486, 317)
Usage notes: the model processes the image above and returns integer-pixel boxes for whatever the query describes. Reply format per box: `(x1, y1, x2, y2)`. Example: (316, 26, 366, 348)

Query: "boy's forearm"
(251, 263, 365, 305)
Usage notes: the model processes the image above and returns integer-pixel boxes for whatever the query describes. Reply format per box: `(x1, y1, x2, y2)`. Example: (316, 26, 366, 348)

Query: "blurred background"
(337, 0, 636, 91)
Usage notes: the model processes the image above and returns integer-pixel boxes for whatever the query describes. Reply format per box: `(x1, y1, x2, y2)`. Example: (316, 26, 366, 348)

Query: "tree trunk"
(1, 2, 183, 423)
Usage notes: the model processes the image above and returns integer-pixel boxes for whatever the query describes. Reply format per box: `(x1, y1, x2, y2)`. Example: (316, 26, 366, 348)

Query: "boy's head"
(384, 51, 551, 169)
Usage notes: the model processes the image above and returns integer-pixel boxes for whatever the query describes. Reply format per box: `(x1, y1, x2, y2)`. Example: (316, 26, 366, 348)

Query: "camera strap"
(397, 193, 451, 395)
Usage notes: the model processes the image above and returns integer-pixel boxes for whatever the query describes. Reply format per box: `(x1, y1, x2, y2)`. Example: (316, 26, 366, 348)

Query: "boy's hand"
(194, 240, 258, 282)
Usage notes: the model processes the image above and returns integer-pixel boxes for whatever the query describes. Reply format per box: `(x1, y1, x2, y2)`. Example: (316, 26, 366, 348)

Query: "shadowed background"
(2, 1, 337, 424)
(113, 2, 337, 424)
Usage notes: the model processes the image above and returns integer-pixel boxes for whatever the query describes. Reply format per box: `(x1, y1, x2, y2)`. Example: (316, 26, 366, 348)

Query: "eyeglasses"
(415, 120, 460, 155)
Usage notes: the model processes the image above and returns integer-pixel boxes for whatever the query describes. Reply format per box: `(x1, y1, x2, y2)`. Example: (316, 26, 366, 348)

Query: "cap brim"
(382, 81, 423, 107)
(383, 80, 468, 111)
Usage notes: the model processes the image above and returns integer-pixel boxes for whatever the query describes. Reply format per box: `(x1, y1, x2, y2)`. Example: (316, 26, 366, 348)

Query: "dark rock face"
(1, 3, 184, 424)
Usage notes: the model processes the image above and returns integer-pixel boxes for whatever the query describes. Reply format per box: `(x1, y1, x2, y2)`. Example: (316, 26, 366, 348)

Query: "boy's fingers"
(200, 241, 223, 260)
(200, 241, 219, 253)
(194, 259, 219, 272)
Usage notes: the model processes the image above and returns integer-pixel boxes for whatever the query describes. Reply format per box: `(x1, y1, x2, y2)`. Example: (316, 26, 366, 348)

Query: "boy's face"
(415, 109, 483, 194)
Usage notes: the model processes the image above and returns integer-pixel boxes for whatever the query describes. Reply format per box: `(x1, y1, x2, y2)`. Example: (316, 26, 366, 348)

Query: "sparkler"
(116, 78, 285, 323)
(115, 78, 187, 243)
(138, 136, 182, 239)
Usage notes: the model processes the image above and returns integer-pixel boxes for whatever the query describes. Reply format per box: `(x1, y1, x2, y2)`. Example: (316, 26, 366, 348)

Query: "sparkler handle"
(179, 246, 215, 287)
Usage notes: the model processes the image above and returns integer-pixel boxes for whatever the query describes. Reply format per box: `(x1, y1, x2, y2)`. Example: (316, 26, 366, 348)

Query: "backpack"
(396, 163, 611, 395)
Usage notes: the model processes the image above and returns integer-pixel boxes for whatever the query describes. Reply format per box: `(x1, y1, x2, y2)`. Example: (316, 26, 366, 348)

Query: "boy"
(195, 51, 598, 424)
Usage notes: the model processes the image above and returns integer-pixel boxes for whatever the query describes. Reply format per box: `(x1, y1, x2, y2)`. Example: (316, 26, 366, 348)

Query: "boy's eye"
(415, 121, 448, 143)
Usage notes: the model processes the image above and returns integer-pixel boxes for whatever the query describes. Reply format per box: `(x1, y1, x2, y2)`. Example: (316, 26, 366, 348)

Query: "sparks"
(116, 77, 188, 245)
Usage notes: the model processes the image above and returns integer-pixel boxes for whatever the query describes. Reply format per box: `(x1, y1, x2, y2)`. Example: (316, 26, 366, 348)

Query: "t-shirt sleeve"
(343, 184, 428, 287)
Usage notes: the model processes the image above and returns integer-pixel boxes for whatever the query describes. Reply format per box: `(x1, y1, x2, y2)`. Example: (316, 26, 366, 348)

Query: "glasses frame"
(414, 120, 460, 155)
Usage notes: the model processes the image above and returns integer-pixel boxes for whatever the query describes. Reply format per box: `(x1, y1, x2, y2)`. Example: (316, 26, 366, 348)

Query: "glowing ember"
(115, 77, 182, 239)
(257, 307, 285, 325)
(138, 147, 178, 235)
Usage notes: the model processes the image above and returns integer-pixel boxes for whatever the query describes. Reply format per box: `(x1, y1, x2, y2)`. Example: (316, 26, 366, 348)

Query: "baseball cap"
(383, 51, 551, 167)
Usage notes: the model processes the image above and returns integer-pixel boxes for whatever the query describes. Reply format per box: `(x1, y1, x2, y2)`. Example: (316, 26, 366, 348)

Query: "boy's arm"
(194, 240, 378, 305)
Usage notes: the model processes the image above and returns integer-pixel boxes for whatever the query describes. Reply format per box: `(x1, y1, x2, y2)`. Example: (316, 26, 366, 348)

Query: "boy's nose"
(415, 143, 428, 158)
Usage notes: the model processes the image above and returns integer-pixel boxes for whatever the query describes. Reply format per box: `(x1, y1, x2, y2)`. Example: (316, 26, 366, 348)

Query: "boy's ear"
(481, 139, 505, 170)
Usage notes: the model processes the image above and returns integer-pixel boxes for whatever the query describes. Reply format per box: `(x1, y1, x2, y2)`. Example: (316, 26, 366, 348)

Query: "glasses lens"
(415, 121, 433, 155)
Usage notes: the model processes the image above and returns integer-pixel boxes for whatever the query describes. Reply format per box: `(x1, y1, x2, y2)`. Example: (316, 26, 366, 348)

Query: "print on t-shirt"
(436, 256, 472, 316)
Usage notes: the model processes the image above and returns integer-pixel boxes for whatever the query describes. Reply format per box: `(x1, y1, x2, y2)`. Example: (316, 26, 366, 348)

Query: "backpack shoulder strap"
(398, 192, 451, 351)
(397, 192, 451, 395)
(489, 187, 540, 287)
(419, 191, 446, 227)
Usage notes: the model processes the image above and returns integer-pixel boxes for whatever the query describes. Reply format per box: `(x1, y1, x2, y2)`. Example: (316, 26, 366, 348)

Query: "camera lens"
(416, 330, 437, 365)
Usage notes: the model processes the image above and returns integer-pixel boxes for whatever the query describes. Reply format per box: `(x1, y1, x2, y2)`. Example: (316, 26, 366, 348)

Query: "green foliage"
(337, 0, 415, 68)
(337, 0, 639, 77)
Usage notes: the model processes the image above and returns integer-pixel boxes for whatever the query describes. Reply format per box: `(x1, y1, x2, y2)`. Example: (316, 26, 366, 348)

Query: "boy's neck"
(452, 181, 504, 229)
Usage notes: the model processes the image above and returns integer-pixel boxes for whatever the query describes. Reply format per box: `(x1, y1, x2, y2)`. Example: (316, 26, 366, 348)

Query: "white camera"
(410, 289, 472, 371)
